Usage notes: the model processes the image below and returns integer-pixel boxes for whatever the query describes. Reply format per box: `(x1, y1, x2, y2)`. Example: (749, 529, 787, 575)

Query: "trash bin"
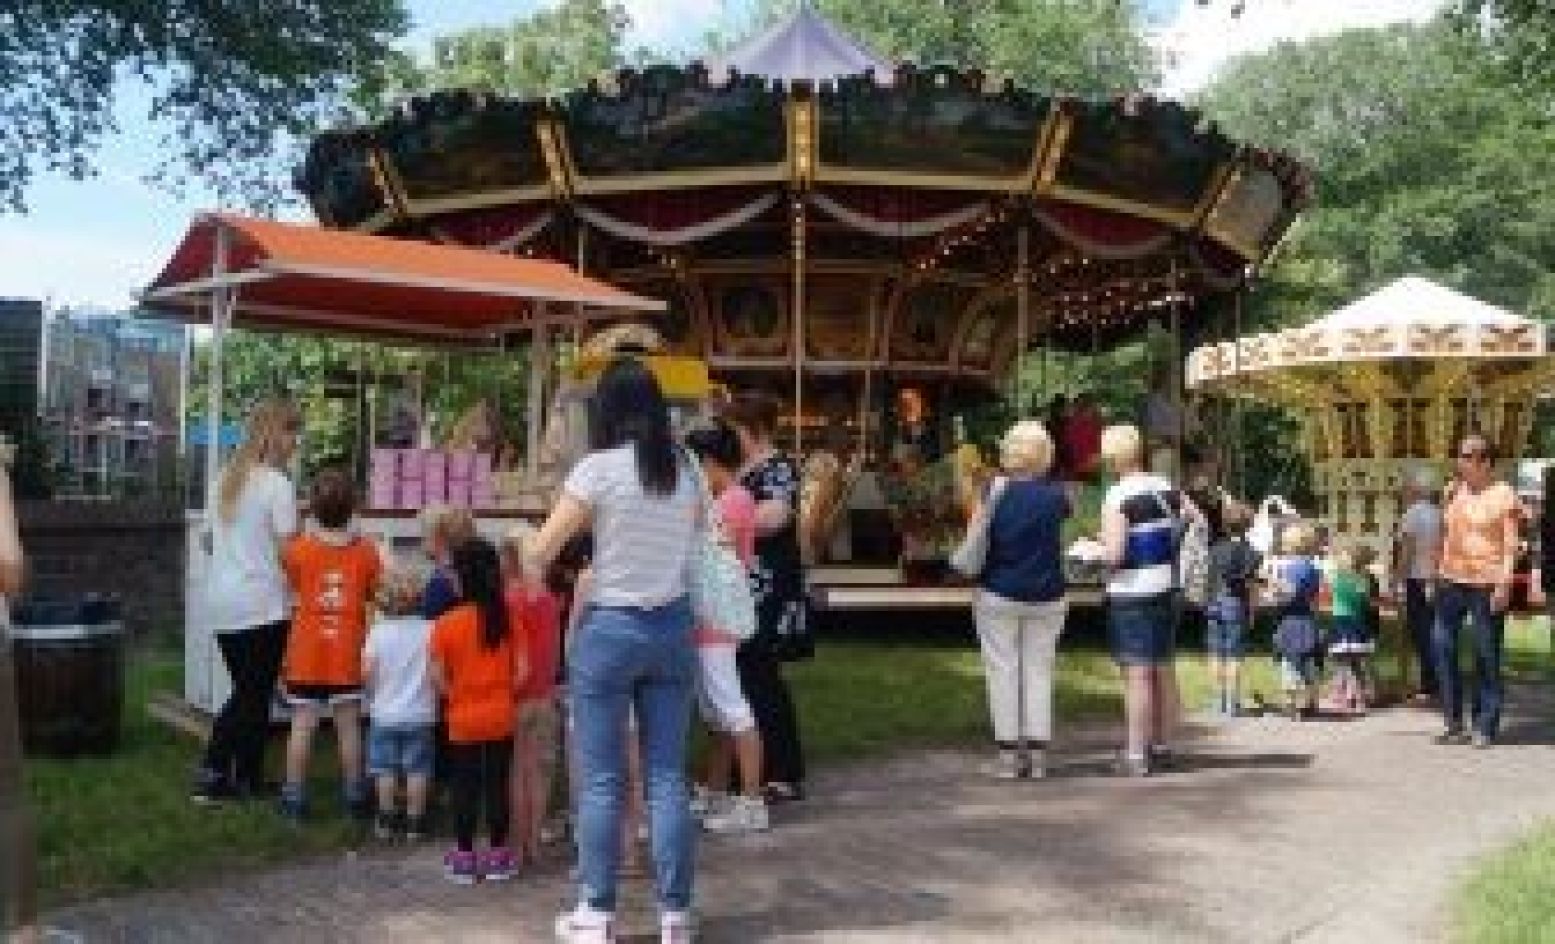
(11, 595, 125, 757)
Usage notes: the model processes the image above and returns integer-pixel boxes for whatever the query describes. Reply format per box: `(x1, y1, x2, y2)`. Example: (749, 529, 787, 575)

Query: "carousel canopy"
(297, 7, 1311, 370)
(1188, 276, 1549, 395)
(706, 2, 894, 86)
(141, 213, 663, 342)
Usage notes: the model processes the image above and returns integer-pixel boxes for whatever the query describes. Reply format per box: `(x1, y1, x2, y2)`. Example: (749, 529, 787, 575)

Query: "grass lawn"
(1452, 616, 1553, 944)
(25, 609, 1434, 907)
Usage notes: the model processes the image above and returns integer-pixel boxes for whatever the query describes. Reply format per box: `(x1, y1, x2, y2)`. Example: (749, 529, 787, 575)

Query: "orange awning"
(142, 213, 662, 342)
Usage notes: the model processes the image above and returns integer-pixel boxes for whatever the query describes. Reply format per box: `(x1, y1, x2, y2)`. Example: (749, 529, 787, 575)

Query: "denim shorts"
(367, 723, 436, 778)
(1107, 592, 1179, 666)
(1205, 595, 1246, 658)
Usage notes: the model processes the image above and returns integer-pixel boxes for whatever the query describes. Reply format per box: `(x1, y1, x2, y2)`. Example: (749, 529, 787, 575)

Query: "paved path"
(55, 687, 1555, 943)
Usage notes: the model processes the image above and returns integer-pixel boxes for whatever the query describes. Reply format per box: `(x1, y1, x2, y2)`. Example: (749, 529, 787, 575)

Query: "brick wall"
(16, 501, 184, 638)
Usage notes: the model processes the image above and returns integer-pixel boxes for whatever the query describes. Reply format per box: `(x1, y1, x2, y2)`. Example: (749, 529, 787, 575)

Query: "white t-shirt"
(1399, 500, 1444, 581)
(1103, 473, 1180, 599)
(564, 444, 698, 609)
(205, 465, 297, 633)
(363, 616, 436, 726)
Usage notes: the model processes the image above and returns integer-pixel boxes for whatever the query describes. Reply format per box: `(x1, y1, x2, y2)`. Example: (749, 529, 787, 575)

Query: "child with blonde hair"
(363, 563, 437, 841)
(500, 525, 564, 869)
(1268, 522, 1322, 720)
(420, 504, 477, 620)
(1325, 543, 1378, 715)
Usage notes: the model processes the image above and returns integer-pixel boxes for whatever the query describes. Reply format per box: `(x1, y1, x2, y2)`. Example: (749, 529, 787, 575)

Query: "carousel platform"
(808, 565, 1104, 612)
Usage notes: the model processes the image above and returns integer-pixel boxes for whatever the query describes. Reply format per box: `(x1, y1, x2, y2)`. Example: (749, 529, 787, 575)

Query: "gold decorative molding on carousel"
(1187, 276, 1554, 565)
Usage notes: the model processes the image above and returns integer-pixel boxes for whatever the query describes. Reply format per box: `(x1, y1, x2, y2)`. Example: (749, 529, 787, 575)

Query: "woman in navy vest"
(972, 421, 1070, 780)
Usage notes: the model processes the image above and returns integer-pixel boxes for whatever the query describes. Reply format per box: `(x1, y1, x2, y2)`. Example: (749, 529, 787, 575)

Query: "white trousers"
(973, 593, 1067, 745)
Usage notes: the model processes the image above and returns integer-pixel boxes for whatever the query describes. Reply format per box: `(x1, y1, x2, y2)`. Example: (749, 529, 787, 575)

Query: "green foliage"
(1198, 19, 1555, 327)
(192, 331, 528, 479)
(365, 0, 630, 104)
(0, 1, 408, 212)
(740, 0, 1159, 94)
(1455, 0, 1555, 100)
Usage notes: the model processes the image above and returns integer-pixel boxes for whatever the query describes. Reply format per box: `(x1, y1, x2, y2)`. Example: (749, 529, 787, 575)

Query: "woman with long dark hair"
(526, 358, 701, 943)
(429, 537, 522, 884)
(722, 391, 809, 803)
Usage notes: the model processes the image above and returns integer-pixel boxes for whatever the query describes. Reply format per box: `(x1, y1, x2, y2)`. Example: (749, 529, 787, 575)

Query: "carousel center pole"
(791, 193, 806, 456)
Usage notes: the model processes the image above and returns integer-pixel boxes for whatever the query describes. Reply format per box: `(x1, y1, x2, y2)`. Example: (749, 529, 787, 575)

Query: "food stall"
(140, 213, 664, 715)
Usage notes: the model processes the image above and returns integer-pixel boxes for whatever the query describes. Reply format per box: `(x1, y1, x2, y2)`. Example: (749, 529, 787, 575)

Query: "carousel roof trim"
(1186, 276, 1551, 394)
(705, 2, 894, 86)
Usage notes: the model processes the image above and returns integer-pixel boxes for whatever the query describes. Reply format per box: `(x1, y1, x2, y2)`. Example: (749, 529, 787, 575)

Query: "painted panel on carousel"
(377, 94, 550, 201)
(956, 298, 1013, 371)
(805, 276, 875, 361)
(817, 67, 1048, 179)
(1206, 165, 1285, 254)
(892, 283, 959, 363)
(630, 281, 702, 355)
(560, 67, 787, 179)
(713, 281, 788, 357)
(1054, 100, 1233, 216)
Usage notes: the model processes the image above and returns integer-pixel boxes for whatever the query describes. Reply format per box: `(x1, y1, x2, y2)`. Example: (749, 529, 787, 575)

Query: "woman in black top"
(723, 392, 809, 802)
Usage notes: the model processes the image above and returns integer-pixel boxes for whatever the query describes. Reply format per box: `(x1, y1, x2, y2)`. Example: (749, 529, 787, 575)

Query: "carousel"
(1187, 276, 1555, 562)
(298, 4, 1311, 600)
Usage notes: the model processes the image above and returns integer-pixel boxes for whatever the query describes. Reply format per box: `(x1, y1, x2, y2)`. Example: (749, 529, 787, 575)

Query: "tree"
(736, 0, 1158, 94)
(1, 1, 408, 212)
(1198, 19, 1555, 330)
(368, 0, 631, 105)
(1456, 0, 1555, 96)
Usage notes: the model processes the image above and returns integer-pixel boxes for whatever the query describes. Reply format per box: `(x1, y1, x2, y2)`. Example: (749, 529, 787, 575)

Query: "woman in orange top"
(1434, 433, 1522, 748)
(278, 468, 382, 821)
(430, 537, 528, 885)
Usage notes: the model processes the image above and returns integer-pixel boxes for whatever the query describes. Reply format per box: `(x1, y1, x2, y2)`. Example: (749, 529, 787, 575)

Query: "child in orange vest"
(279, 467, 383, 821)
(431, 537, 529, 884)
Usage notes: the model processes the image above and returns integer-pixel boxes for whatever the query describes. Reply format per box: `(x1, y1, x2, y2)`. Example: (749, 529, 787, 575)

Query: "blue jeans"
(1434, 581, 1506, 738)
(569, 597, 695, 913)
(1404, 579, 1439, 694)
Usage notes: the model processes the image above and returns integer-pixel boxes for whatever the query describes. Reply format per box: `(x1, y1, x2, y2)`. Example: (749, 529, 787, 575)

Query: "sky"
(0, 0, 1444, 311)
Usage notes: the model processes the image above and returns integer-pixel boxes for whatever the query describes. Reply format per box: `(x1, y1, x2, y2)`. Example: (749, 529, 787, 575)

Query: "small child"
(500, 525, 564, 869)
(420, 504, 477, 620)
(279, 467, 383, 821)
(430, 536, 528, 884)
(684, 419, 769, 833)
(363, 564, 437, 841)
(1325, 543, 1378, 715)
(1268, 522, 1322, 720)
(1205, 502, 1261, 718)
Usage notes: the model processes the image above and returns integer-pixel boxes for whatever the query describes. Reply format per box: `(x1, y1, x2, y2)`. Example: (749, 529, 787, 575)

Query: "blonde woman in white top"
(192, 399, 301, 804)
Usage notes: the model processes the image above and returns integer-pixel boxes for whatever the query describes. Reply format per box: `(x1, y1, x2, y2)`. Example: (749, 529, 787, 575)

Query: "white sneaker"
(703, 794, 770, 834)
(689, 787, 729, 819)
(983, 749, 1024, 780)
(555, 905, 615, 943)
(660, 910, 695, 944)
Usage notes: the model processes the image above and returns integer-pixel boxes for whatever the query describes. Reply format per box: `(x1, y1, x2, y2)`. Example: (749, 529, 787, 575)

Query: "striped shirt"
(564, 444, 698, 609)
(1103, 473, 1182, 598)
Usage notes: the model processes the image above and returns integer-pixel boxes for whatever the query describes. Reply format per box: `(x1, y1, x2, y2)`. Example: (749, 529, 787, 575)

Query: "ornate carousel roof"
(1187, 276, 1551, 403)
(298, 8, 1312, 372)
